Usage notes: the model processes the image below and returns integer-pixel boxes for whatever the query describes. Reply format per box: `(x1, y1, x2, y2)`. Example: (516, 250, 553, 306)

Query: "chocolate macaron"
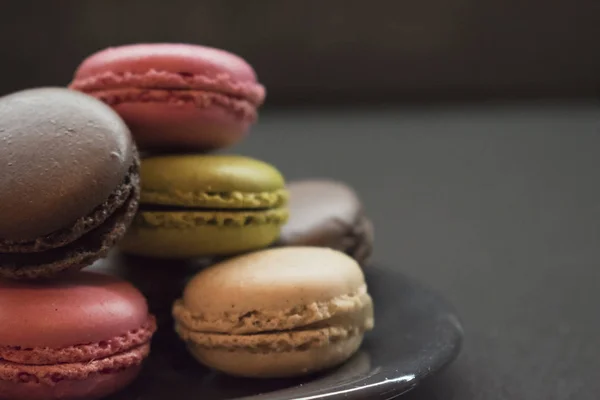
(277, 179, 374, 265)
(0, 88, 140, 279)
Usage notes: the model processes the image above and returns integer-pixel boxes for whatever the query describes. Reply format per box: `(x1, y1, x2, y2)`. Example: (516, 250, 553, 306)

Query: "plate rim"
(234, 265, 464, 400)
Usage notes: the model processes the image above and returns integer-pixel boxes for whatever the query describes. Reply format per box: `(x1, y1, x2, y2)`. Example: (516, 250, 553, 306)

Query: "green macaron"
(119, 155, 289, 259)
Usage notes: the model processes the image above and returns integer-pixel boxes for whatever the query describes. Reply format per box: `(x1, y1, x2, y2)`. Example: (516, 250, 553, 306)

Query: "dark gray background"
(3, 2, 600, 397)
(231, 102, 600, 399)
(1, 1, 600, 104)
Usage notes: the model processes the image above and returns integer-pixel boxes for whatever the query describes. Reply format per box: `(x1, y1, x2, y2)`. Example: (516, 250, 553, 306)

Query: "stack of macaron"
(69, 44, 289, 262)
(69, 43, 377, 379)
(0, 41, 375, 399)
(0, 88, 156, 400)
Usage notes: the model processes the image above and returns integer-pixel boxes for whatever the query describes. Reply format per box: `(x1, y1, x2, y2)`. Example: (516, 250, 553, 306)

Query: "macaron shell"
(279, 179, 374, 264)
(0, 344, 149, 383)
(119, 210, 286, 258)
(347, 214, 375, 265)
(283, 180, 363, 240)
(139, 155, 286, 207)
(185, 333, 364, 378)
(0, 272, 149, 348)
(0, 363, 141, 400)
(175, 284, 374, 334)
(0, 170, 139, 280)
(177, 324, 366, 352)
(0, 88, 133, 241)
(0, 155, 138, 254)
(181, 247, 366, 317)
(73, 43, 259, 85)
(71, 73, 264, 103)
(89, 251, 207, 333)
(0, 318, 155, 365)
(113, 100, 252, 151)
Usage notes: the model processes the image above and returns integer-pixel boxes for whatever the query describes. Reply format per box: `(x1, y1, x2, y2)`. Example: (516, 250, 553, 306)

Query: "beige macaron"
(172, 246, 374, 378)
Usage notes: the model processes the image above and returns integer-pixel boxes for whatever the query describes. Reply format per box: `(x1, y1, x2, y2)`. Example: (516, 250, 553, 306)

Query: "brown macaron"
(277, 179, 374, 265)
(0, 88, 140, 280)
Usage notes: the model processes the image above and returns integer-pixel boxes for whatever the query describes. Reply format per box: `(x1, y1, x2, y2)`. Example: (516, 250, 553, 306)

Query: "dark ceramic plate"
(99, 260, 463, 400)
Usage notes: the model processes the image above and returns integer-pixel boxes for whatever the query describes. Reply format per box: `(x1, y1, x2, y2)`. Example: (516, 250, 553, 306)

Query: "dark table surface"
(229, 101, 600, 400)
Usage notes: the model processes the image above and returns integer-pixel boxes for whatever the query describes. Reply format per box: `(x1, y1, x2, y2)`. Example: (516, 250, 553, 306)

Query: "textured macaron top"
(0, 88, 134, 242)
(139, 155, 287, 209)
(0, 272, 149, 349)
(70, 43, 265, 105)
(174, 247, 372, 334)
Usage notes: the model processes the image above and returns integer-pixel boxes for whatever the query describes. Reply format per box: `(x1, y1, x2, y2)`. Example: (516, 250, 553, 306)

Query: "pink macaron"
(0, 272, 156, 400)
(69, 43, 266, 151)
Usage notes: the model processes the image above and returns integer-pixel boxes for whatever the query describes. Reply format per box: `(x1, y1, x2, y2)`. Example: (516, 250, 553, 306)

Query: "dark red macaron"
(0, 88, 140, 280)
(0, 271, 156, 400)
